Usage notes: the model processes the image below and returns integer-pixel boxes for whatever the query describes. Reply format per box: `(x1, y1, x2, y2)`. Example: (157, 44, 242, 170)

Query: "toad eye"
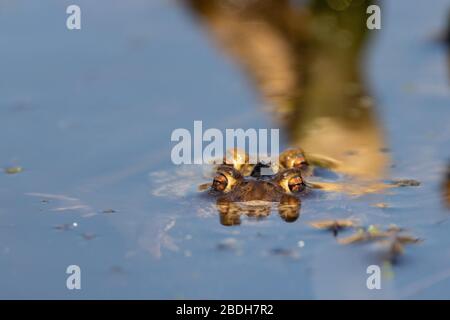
(211, 165, 242, 193)
(279, 148, 308, 169)
(288, 176, 304, 193)
(212, 173, 228, 192)
(276, 169, 305, 194)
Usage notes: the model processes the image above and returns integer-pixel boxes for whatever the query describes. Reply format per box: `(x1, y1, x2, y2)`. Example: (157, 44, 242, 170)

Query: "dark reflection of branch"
(216, 194, 301, 226)
(182, 0, 388, 179)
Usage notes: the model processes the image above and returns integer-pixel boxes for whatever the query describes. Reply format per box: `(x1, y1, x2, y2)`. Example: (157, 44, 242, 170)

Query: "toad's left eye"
(212, 173, 228, 192)
(288, 176, 304, 193)
(211, 165, 243, 193)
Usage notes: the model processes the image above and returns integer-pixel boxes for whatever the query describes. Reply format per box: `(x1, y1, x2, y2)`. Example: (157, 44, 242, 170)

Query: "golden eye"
(288, 176, 304, 193)
(276, 168, 305, 194)
(279, 148, 308, 169)
(212, 173, 228, 192)
(212, 165, 242, 193)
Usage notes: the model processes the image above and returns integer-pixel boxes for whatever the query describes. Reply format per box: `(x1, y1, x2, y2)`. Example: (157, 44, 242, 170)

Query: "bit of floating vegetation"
(372, 202, 389, 209)
(309, 219, 357, 236)
(309, 221, 422, 262)
(390, 179, 421, 187)
(102, 209, 117, 214)
(337, 224, 422, 262)
(269, 248, 300, 259)
(4, 166, 23, 174)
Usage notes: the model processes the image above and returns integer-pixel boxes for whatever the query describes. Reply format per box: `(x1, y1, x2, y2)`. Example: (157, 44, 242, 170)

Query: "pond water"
(0, 0, 449, 299)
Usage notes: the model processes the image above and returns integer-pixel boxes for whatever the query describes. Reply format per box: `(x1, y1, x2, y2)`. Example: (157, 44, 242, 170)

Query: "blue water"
(0, 0, 449, 299)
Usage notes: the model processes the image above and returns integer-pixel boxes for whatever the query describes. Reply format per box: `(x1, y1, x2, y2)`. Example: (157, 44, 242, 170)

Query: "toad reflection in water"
(182, 0, 388, 180)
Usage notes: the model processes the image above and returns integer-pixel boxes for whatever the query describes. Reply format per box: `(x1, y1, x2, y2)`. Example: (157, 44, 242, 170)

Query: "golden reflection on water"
(183, 0, 388, 180)
(217, 195, 301, 226)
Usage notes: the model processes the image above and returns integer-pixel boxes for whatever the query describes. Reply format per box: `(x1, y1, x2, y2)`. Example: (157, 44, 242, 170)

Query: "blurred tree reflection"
(182, 0, 388, 179)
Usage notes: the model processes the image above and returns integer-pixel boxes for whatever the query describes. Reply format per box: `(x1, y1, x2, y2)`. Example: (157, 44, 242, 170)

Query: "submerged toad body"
(202, 148, 308, 225)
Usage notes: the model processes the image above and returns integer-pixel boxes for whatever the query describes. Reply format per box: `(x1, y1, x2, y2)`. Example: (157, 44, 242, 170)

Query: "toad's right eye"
(288, 175, 304, 193)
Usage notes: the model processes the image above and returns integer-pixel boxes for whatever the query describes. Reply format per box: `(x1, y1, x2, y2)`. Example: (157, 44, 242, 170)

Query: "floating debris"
(338, 225, 390, 244)
(338, 225, 421, 262)
(309, 219, 357, 236)
(372, 202, 389, 209)
(269, 248, 300, 260)
(81, 233, 97, 241)
(53, 224, 74, 231)
(390, 179, 421, 187)
(102, 209, 117, 214)
(4, 166, 23, 174)
(53, 222, 78, 231)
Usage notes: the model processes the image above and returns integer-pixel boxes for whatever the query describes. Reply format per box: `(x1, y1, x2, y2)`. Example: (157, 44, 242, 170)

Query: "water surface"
(0, 0, 450, 299)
